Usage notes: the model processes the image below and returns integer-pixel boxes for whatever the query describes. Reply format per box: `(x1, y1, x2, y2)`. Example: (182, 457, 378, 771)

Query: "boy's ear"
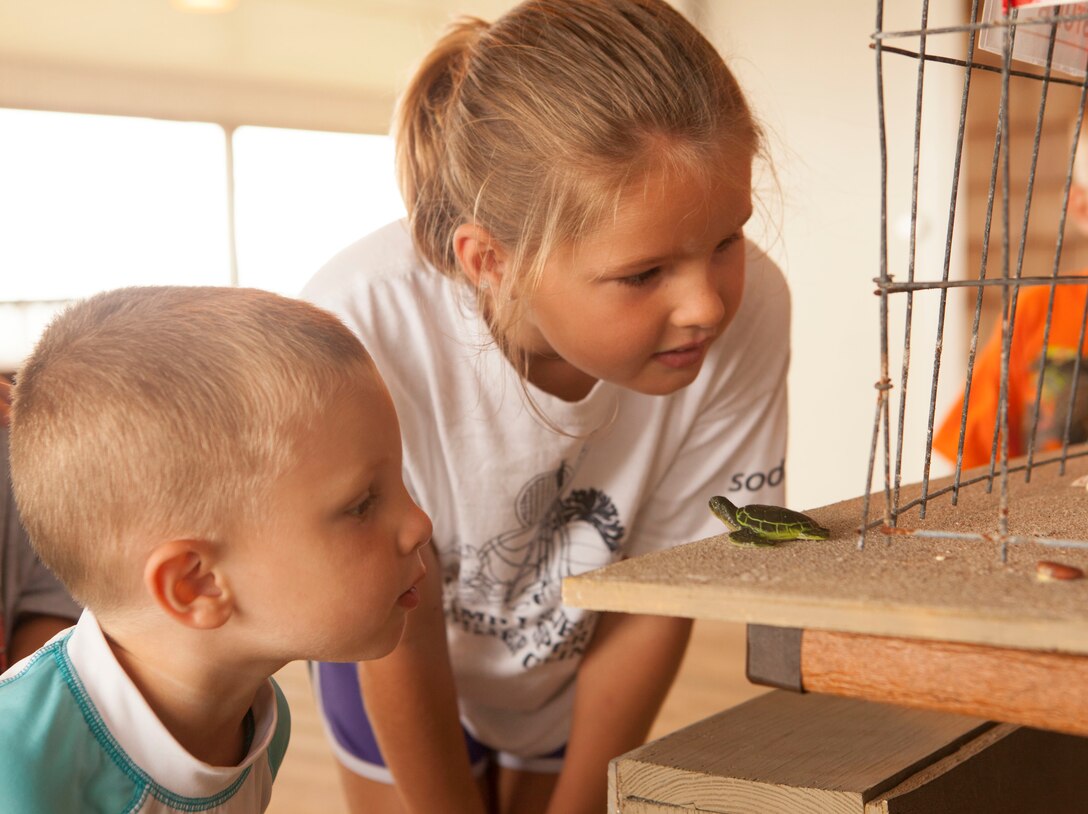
(144, 541, 233, 630)
(452, 223, 509, 291)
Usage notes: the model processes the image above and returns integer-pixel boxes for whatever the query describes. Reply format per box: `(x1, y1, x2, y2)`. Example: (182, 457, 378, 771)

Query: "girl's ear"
(144, 541, 233, 630)
(452, 223, 509, 290)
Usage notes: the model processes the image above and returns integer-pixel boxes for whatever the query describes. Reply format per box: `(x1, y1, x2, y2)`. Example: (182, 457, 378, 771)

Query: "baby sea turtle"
(708, 495, 831, 547)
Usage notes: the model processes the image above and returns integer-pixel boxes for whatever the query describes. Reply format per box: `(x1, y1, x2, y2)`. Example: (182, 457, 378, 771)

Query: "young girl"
(303, 1, 790, 812)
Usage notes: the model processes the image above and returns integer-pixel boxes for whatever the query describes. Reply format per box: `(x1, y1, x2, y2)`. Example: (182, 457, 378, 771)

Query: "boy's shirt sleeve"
(2, 619, 290, 813)
(0, 642, 133, 814)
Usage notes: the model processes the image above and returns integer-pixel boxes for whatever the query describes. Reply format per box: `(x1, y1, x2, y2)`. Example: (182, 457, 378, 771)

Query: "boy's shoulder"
(0, 625, 291, 813)
(0, 638, 82, 753)
(0, 638, 134, 812)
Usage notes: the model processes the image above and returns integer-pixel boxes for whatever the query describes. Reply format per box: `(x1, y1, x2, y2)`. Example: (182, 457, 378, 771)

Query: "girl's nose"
(672, 267, 727, 329)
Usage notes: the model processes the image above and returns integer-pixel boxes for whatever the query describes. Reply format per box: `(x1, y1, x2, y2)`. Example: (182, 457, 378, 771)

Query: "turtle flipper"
(728, 528, 777, 548)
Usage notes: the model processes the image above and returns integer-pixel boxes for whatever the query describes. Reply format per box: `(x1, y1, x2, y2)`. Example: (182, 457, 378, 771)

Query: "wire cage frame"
(861, 0, 1088, 557)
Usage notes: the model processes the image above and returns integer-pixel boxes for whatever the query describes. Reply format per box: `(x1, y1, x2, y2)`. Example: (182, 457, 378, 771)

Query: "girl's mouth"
(654, 338, 710, 369)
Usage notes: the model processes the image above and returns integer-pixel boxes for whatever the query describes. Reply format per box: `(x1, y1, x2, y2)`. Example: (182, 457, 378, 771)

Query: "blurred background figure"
(935, 122, 1088, 470)
(1, 376, 80, 672)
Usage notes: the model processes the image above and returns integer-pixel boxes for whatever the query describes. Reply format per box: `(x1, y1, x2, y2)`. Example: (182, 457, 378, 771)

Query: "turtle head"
(708, 495, 739, 528)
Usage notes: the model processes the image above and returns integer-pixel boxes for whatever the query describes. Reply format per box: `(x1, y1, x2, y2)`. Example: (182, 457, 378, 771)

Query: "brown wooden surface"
(868, 725, 1088, 814)
(610, 691, 991, 814)
(612, 691, 1088, 814)
(802, 629, 1088, 737)
(563, 452, 1088, 655)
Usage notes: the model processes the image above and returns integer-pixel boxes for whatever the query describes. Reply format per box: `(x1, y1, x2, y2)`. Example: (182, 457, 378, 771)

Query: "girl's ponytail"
(393, 17, 489, 275)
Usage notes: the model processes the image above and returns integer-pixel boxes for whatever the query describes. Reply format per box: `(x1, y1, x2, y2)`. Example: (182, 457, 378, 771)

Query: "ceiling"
(0, 0, 520, 131)
(1, 0, 518, 93)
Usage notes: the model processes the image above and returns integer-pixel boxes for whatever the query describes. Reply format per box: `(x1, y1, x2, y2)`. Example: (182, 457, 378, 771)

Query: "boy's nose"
(402, 500, 433, 555)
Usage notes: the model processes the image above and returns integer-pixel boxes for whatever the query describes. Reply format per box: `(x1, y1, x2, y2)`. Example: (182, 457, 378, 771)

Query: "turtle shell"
(735, 503, 828, 540)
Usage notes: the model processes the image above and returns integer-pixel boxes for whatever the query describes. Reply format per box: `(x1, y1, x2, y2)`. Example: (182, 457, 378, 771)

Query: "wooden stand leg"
(801, 629, 1088, 737)
(745, 624, 1088, 736)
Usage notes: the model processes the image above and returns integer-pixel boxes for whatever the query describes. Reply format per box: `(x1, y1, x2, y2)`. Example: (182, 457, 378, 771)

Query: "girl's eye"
(617, 267, 661, 288)
(348, 494, 377, 519)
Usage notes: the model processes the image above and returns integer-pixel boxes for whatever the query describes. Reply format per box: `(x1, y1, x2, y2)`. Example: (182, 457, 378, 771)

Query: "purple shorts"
(310, 661, 566, 783)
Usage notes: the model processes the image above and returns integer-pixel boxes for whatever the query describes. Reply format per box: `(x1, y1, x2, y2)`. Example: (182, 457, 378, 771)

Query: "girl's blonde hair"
(395, 0, 760, 363)
(10, 286, 373, 612)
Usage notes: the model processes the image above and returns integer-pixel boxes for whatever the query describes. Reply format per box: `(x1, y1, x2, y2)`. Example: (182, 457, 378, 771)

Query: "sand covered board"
(563, 453, 1088, 655)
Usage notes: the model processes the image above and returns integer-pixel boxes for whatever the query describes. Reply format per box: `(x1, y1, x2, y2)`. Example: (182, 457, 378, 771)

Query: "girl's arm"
(543, 610, 693, 814)
(357, 542, 488, 814)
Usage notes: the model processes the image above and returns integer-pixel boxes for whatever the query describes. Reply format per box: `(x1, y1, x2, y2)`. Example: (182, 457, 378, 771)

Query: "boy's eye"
(617, 267, 661, 288)
(348, 494, 377, 519)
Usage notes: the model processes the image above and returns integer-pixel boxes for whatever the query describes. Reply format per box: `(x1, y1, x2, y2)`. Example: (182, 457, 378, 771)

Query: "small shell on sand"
(1036, 560, 1085, 581)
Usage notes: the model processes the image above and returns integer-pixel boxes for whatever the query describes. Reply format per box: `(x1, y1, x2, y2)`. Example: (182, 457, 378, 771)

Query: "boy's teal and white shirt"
(0, 611, 290, 813)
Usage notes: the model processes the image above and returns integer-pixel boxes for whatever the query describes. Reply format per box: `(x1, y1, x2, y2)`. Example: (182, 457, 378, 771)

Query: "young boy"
(0, 286, 431, 813)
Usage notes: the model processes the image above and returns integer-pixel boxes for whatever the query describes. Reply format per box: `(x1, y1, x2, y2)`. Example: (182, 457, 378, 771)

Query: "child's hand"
(0, 377, 10, 427)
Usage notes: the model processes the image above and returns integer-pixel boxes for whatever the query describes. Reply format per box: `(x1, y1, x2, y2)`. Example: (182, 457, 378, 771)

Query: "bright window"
(0, 108, 231, 301)
(232, 126, 405, 296)
(0, 110, 404, 369)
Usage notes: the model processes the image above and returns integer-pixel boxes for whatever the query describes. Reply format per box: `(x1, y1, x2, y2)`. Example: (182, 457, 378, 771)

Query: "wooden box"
(609, 691, 1088, 813)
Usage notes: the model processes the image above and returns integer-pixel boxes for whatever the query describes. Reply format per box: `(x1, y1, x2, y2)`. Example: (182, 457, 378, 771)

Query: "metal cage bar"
(861, 2, 1088, 557)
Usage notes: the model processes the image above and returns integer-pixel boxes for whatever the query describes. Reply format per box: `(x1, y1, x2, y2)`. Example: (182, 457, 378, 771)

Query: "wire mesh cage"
(862, 0, 1088, 557)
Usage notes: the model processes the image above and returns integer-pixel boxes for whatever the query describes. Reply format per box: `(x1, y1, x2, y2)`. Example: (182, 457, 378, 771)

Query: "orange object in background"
(935, 279, 1088, 469)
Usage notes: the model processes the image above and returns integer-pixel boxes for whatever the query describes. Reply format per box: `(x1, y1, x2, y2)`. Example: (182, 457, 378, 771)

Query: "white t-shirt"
(303, 219, 789, 756)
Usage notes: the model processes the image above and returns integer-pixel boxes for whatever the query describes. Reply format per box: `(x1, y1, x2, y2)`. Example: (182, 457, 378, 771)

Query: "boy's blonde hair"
(10, 286, 372, 611)
(395, 0, 760, 364)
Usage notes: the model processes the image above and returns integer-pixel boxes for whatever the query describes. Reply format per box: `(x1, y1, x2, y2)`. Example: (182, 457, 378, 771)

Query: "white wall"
(703, 1, 968, 512)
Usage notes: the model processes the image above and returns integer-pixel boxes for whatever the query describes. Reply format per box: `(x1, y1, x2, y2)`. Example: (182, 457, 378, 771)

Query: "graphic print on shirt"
(446, 460, 623, 668)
